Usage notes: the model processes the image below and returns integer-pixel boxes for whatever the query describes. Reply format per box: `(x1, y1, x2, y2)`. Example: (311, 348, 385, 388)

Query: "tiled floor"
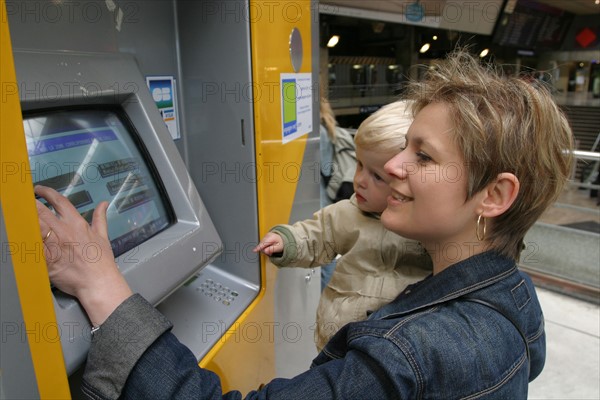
(539, 187, 599, 226)
(528, 287, 600, 399)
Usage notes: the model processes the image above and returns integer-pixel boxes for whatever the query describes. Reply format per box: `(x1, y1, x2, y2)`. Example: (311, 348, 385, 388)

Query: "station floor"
(529, 186, 600, 398)
(528, 287, 600, 399)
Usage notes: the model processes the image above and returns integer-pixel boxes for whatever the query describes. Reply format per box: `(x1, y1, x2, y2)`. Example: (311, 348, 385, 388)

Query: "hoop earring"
(476, 215, 486, 241)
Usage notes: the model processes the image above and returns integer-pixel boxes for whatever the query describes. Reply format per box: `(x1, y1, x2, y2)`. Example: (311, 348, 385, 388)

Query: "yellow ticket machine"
(2, 0, 319, 397)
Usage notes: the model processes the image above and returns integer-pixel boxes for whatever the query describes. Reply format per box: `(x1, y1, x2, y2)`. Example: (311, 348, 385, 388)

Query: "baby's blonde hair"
(354, 100, 412, 154)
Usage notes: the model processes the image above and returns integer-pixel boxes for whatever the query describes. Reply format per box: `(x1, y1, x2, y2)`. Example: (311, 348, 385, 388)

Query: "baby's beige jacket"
(270, 194, 432, 351)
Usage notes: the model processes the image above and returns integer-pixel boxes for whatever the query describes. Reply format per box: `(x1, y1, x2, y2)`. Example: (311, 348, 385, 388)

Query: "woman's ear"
(479, 173, 520, 218)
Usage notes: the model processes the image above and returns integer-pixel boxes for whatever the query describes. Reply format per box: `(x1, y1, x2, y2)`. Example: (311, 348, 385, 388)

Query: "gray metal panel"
(6, 0, 187, 156)
(13, 50, 223, 374)
(151, 0, 264, 363)
(0, 203, 40, 399)
(176, 0, 260, 285)
(157, 264, 259, 360)
(6, 0, 117, 51)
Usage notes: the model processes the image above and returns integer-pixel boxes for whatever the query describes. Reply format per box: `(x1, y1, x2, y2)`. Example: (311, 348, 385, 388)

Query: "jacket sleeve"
(81, 294, 173, 399)
(269, 202, 345, 269)
(113, 324, 418, 400)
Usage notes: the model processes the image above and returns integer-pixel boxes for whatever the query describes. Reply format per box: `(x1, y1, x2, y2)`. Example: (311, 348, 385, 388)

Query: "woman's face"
(381, 102, 481, 249)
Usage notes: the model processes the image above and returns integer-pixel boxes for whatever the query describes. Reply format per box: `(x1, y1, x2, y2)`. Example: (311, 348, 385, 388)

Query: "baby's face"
(353, 146, 396, 213)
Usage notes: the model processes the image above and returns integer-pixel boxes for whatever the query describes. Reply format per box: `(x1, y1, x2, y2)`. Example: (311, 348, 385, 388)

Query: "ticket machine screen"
(24, 108, 173, 256)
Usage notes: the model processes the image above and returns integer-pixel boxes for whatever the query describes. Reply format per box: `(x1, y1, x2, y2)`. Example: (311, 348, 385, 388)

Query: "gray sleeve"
(82, 294, 172, 399)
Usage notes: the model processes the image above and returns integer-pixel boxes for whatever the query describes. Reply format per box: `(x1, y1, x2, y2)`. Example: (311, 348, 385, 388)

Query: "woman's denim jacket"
(82, 251, 545, 400)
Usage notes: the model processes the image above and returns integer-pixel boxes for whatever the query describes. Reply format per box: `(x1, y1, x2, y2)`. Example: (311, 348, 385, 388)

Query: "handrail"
(572, 150, 600, 161)
(568, 150, 599, 190)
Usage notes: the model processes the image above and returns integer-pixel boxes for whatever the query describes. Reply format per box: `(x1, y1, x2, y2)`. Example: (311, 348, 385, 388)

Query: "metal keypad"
(196, 278, 239, 306)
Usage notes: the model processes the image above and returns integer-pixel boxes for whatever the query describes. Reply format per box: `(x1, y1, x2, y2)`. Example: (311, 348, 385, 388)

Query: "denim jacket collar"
(372, 250, 517, 320)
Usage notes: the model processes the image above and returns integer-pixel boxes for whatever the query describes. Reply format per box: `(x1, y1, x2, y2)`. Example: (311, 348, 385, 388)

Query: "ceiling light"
(433, 35, 438, 40)
(419, 43, 431, 53)
(372, 22, 385, 34)
(327, 35, 340, 48)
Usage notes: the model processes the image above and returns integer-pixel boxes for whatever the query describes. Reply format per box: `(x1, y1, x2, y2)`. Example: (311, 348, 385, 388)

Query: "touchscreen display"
(24, 108, 172, 256)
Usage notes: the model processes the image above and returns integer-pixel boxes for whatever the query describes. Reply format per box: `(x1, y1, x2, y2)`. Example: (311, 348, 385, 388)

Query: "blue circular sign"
(406, 1, 424, 22)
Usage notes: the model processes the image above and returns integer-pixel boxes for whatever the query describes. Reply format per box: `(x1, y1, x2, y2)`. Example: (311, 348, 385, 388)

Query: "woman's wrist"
(77, 274, 133, 327)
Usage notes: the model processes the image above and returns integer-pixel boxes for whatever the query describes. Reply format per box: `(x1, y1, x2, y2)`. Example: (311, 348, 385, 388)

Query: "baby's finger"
(253, 241, 269, 253)
(253, 240, 276, 253)
(262, 245, 276, 256)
